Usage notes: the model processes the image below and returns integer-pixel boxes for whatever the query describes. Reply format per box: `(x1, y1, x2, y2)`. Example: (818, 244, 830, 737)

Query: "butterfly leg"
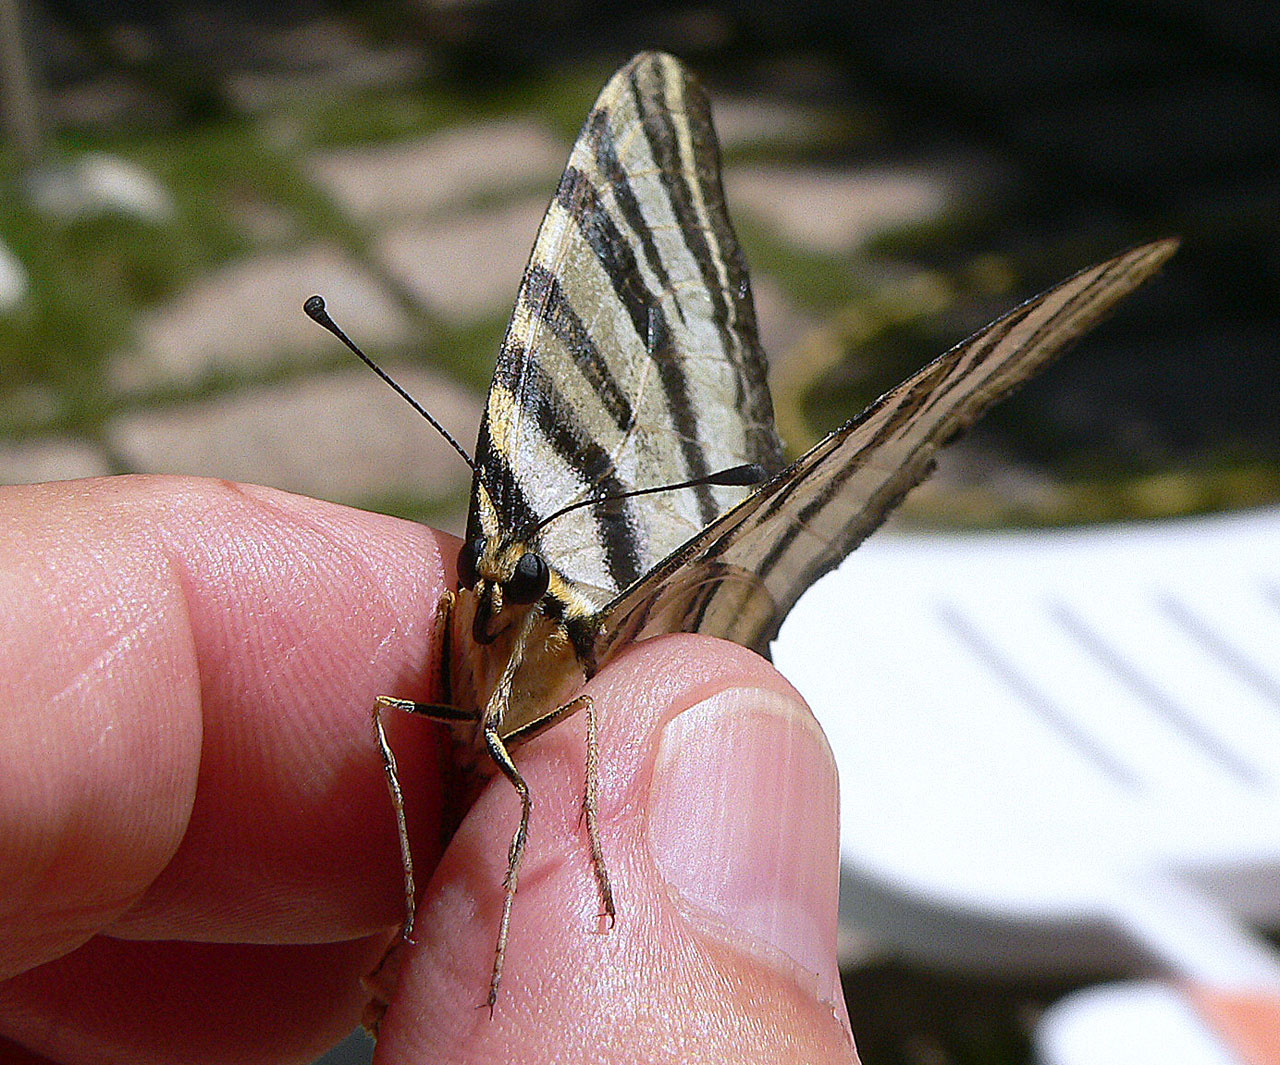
(502, 694, 616, 930)
(581, 695, 616, 927)
(367, 702, 482, 1017)
(369, 588, 481, 940)
(482, 723, 530, 1013)
(373, 694, 476, 940)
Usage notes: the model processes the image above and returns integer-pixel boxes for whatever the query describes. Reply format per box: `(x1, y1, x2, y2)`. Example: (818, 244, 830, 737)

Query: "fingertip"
(646, 684, 844, 1010)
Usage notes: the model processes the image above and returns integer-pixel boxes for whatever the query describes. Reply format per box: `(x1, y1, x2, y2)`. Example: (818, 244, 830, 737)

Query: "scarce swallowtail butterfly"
(308, 51, 1175, 1013)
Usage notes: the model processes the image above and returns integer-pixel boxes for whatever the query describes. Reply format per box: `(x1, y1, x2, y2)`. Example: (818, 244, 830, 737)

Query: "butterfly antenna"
(535, 463, 766, 534)
(304, 295, 477, 474)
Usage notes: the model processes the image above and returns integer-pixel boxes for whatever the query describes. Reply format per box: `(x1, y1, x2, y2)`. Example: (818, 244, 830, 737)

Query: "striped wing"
(468, 52, 782, 602)
(590, 239, 1179, 666)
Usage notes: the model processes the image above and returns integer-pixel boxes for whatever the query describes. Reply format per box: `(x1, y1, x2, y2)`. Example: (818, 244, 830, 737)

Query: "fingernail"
(647, 687, 842, 1007)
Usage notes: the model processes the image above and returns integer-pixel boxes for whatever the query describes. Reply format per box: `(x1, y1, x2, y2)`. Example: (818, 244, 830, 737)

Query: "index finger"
(0, 475, 451, 977)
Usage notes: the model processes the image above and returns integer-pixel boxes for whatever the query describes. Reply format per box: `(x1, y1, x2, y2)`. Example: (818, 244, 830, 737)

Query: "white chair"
(773, 507, 1280, 1064)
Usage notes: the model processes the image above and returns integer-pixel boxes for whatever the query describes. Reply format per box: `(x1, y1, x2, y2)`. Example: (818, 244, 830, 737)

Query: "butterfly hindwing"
(590, 238, 1179, 666)
(468, 51, 783, 605)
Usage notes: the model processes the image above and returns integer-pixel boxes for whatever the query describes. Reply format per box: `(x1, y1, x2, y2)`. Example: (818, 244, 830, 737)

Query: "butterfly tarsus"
(504, 692, 616, 927)
(582, 696, 616, 927)
(483, 721, 531, 1012)
(363, 680, 480, 1037)
(374, 689, 480, 942)
(477, 690, 617, 1010)
(372, 696, 418, 942)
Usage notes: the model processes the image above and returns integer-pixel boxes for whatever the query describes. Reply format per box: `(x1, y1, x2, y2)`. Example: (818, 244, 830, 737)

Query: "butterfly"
(308, 50, 1175, 1013)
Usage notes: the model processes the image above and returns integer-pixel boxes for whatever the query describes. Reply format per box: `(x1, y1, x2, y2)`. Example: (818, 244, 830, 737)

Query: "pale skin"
(0, 476, 857, 1065)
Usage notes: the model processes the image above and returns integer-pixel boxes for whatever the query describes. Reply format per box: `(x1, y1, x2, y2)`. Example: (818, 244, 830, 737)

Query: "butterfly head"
(457, 535, 551, 644)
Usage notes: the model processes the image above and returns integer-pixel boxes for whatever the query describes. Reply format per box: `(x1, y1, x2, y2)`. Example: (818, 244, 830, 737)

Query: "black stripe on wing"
(588, 106, 674, 314)
(633, 62, 738, 390)
(630, 53, 778, 482)
(520, 263, 636, 434)
(504, 345, 645, 590)
(557, 165, 651, 342)
(589, 239, 1178, 667)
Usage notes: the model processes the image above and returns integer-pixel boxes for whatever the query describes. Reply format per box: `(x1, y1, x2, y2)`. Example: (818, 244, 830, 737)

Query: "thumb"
(375, 634, 857, 1064)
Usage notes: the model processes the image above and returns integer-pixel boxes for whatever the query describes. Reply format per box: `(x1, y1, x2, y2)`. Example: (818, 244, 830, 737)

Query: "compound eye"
(504, 551, 549, 605)
(457, 537, 485, 589)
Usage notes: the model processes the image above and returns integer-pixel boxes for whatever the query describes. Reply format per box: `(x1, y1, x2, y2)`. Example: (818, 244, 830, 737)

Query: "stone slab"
(110, 247, 413, 393)
(0, 437, 111, 485)
(726, 164, 954, 254)
(107, 366, 482, 513)
(307, 120, 565, 221)
(376, 198, 546, 324)
(751, 274, 819, 377)
(709, 95, 836, 150)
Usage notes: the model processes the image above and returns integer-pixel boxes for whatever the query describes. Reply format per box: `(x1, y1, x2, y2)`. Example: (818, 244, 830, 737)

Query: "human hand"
(0, 476, 855, 1064)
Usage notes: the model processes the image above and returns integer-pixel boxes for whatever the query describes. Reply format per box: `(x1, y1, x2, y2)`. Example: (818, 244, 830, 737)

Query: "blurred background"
(0, 1, 1276, 1062)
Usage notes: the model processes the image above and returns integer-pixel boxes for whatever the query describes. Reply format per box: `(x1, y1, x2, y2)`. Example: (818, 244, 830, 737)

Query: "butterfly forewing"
(469, 51, 783, 602)
(590, 238, 1179, 664)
